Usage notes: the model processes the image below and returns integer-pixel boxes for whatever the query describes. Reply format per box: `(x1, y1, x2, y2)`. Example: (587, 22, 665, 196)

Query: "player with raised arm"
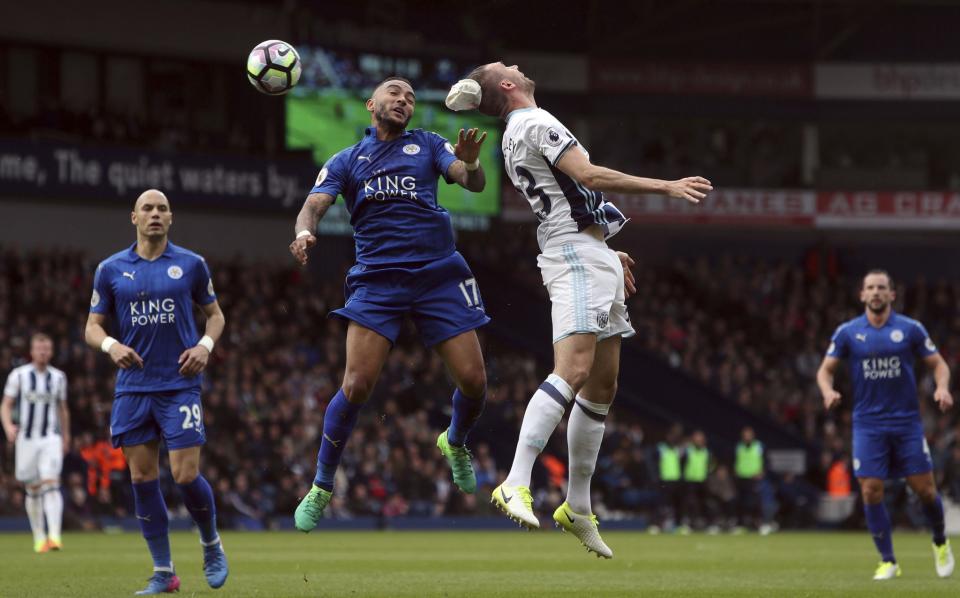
(449, 63, 712, 558)
(290, 77, 491, 531)
(84, 189, 228, 595)
(1, 333, 69, 553)
(817, 269, 954, 580)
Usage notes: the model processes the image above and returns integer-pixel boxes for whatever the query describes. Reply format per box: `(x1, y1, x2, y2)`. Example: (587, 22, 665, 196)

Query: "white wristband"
(296, 230, 313, 239)
(101, 337, 118, 353)
(464, 158, 480, 171)
(197, 335, 215, 353)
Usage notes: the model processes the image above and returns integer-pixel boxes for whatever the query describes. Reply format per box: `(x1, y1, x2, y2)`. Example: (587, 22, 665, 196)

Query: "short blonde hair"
(467, 65, 507, 118)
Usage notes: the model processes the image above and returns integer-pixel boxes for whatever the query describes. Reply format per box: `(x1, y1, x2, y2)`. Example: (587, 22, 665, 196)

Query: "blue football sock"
(314, 389, 362, 491)
(132, 480, 173, 571)
(447, 388, 485, 447)
(864, 502, 895, 563)
(922, 495, 947, 546)
(177, 475, 219, 545)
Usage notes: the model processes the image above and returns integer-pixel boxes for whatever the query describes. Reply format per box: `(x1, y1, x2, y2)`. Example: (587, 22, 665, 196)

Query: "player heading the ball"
(451, 62, 712, 558)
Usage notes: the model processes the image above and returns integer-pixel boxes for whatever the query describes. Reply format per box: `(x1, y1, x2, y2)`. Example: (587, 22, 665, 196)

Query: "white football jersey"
(3, 364, 67, 439)
(502, 107, 627, 250)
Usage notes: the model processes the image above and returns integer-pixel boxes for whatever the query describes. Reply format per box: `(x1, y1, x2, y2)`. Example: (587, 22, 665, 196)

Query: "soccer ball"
(246, 40, 302, 95)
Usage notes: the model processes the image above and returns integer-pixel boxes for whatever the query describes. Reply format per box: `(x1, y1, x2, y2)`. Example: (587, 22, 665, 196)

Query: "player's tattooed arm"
(290, 192, 335, 266)
(816, 356, 842, 410)
(84, 312, 144, 369)
(555, 146, 712, 203)
(923, 353, 953, 413)
(448, 128, 487, 192)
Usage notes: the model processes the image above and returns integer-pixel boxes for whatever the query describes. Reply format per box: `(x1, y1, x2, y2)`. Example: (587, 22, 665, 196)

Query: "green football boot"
(294, 485, 332, 532)
(437, 429, 477, 493)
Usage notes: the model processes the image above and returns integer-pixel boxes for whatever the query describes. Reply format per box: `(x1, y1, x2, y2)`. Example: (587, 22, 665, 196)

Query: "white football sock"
(504, 374, 574, 489)
(566, 396, 610, 515)
(25, 490, 46, 542)
(42, 484, 63, 540)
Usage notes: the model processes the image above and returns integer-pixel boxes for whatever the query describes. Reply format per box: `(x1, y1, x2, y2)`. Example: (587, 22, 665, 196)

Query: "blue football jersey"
(90, 242, 217, 393)
(826, 312, 938, 425)
(310, 127, 459, 266)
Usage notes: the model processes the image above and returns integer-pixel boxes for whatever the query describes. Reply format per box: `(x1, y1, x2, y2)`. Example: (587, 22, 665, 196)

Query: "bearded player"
(818, 269, 954, 580)
(290, 77, 491, 531)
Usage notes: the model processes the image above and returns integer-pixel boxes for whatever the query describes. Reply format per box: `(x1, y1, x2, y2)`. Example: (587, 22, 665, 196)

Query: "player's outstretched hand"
(108, 343, 144, 369)
(667, 176, 712, 204)
(935, 387, 954, 413)
(822, 390, 842, 410)
(616, 251, 637, 298)
(455, 128, 488, 165)
(178, 345, 210, 377)
(290, 233, 317, 266)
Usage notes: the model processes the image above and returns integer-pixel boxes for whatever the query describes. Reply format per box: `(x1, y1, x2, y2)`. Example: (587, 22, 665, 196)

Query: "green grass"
(2, 530, 955, 597)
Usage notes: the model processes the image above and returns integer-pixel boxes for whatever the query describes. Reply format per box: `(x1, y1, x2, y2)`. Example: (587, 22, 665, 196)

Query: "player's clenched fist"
(822, 390, 842, 410)
(290, 232, 316, 266)
(666, 176, 712, 204)
(108, 343, 144, 369)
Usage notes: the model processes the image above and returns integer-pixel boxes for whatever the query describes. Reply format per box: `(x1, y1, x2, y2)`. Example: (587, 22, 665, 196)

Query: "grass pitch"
(1, 530, 956, 597)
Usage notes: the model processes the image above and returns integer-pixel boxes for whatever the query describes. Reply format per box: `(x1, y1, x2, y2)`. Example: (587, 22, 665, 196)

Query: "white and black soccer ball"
(246, 40, 302, 95)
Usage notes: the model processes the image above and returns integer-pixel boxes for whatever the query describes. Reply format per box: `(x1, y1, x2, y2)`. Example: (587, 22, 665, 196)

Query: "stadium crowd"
(1, 240, 959, 532)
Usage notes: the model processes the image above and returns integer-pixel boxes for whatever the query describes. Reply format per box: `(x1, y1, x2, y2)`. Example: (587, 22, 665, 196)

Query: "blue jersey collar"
(126, 241, 175, 263)
(861, 311, 897, 329)
(365, 126, 413, 139)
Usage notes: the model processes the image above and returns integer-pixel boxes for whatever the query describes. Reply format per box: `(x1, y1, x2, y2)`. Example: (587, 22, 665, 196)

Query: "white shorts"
(15, 435, 63, 483)
(538, 237, 636, 343)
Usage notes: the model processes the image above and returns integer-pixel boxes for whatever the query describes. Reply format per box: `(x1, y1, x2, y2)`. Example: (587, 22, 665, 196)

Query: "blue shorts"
(110, 389, 205, 450)
(852, 420, 932, 480)
(331, 251, 490, 347)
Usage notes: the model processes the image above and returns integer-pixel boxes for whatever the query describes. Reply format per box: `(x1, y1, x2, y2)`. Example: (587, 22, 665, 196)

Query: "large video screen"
(286, 48, 501, 216)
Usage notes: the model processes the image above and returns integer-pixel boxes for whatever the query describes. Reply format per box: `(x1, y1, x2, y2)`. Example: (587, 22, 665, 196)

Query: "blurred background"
(2, 0, 960, 535)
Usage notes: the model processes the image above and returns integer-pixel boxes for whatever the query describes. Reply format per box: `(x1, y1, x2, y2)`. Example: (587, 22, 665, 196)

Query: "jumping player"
(450, 63, 711, 557)
(290, 77, 491, 531)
